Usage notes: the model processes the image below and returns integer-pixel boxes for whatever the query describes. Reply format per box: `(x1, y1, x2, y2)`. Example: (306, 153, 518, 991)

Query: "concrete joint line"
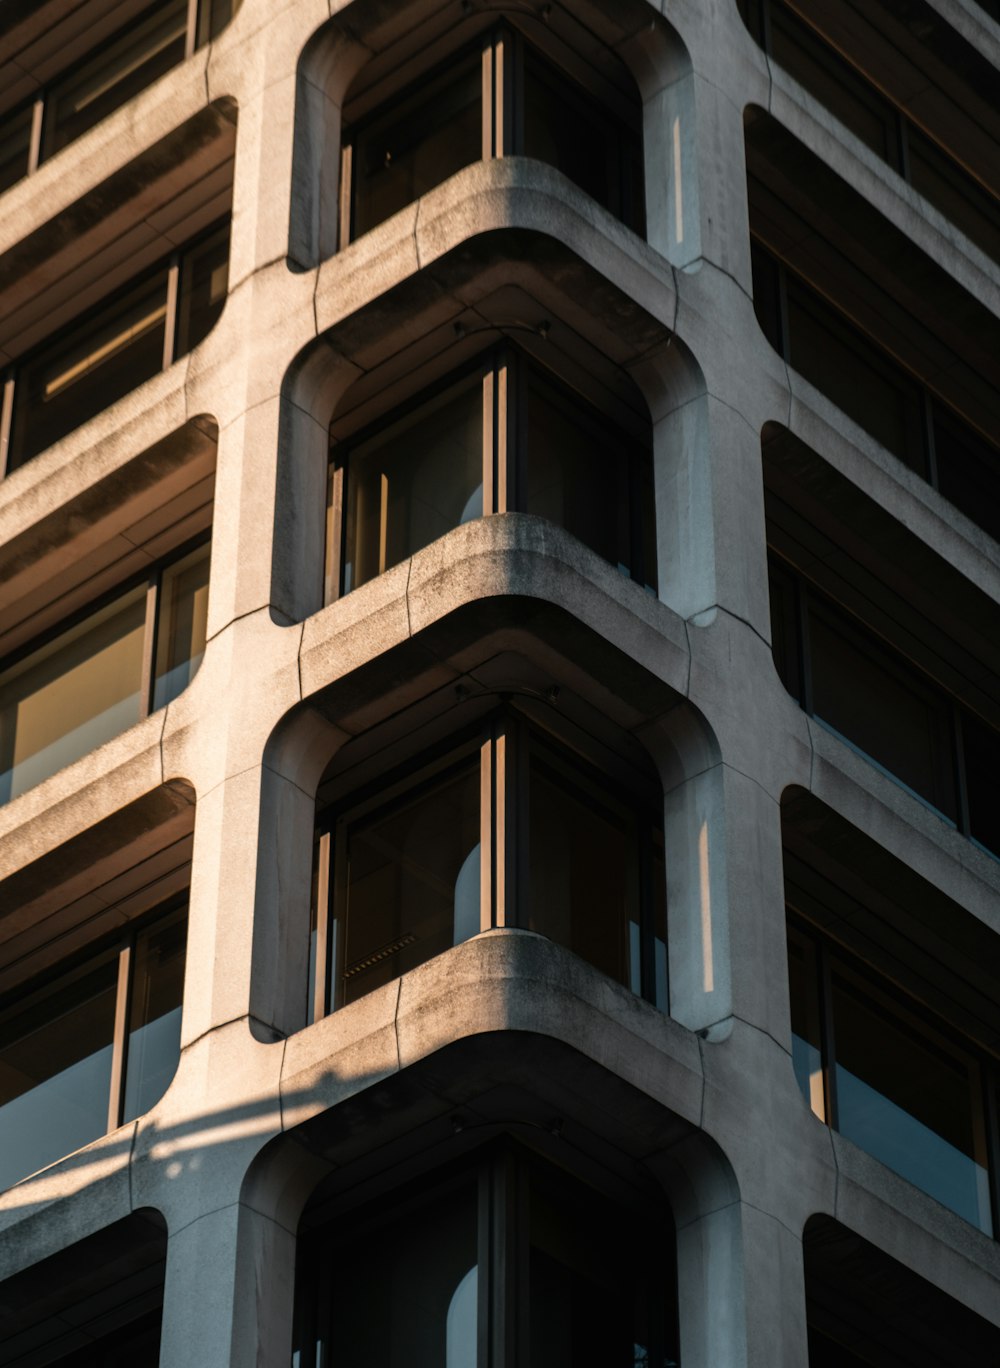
(392, 977, 404, 1071)
(166, 1196, 242, 1244)
(294, 619, 305, 701)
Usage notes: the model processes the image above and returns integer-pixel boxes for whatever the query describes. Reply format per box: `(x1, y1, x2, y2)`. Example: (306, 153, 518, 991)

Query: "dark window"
(752, 242, 1000, 543)
(312, 714, 667, 1019)
(42, 0, 190, 161)
(742, 0, 1000, 267)
(295, 1146, 678, 1368)
(343, 25, 644, 242)
(784, 276, 926, 473)
(807, 598, 957, 818)
(0, 0, 242, 189)
(350, 55, 482, 241)
(327, 348, 656, 600)
(767, 554, 1000, 858)
(789, 922, 995, 1235)
(0, 903, 187, 1193)
(3, 222, 230, 475)
(0, 539, 210, 806)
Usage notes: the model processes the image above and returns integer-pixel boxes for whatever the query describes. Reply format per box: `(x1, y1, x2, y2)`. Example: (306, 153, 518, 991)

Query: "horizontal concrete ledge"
(0, 53, 213, 260)
(299, 514, 691, 723)
(806, 717, 1000, 919)
(313, 157, 678, 349)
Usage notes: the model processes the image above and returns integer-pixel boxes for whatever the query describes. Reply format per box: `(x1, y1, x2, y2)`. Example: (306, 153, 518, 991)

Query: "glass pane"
(908, 127, 1000, 266)
(57, 1308, 163, 1368)
(0, 586, 146, 805)
(0, 952, 118, 1191)
(528, 750, 639, 990)
(152, 544, 211, 710)
(962, 712, 1000, 859)
(832, 967, 992, 1233)
(808, 602, 957, 819)
(528, 1162, 676, 1368)
(932, 403, 1000, 544)
(42, 0, 188, 160)
(174, 223, 230, 357)
(328, 1178, 478, 1367)
(787, 929, 824, 1119)
(785, 279, 925, 472)
(767, 557, 802, 700)
(0, 104, 32, 194)
(122, 909, 187, 1122)
(524, 370, 635, 577)
(336, 761, 480, 1006)
(751, 241, 783, 354)
(352, 56, 481, 238)
(769, 3, 899, 165)
(340, 373, 483, 593)
(8, 270, 168, 471)
(651, 831, 668, 1011)
(524, 52, 624, 221)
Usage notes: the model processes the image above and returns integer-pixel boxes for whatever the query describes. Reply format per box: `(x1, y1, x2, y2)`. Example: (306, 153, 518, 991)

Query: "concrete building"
(1, 0, 999, 1362)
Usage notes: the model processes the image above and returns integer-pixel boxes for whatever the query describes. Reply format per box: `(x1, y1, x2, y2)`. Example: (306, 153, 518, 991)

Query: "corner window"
(326, 347, 656, 601)
(310, 712, 667, 1019)
(0, 539, 210, 805)
(789, 920, 996, 1234)
(1, 220, 230, 476)
(0, 901, 187, 1192)
(294, 1145, 679, 1368)
(341, 23, 644, 242)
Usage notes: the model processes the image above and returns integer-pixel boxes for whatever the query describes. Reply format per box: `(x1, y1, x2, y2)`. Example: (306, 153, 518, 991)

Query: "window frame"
(0, 895, 189, 1189)
(325, 343, 656, 604)
(310, 707, 667, 1022)
(294, 1139, 679, 1368)
(0, 0, 241, 193)
(787, 912, 1000, 1236)
(0, 217, 231, 479)
(0, 532, 211, 807)
(338, 19, 645, 247)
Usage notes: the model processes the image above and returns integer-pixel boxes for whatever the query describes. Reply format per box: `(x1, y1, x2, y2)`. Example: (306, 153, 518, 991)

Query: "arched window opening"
(309, 708, 667, 1021)
(340, 21, 645, 244)
(293, 1144, 679, 1368)
(325, 345, 657, 603)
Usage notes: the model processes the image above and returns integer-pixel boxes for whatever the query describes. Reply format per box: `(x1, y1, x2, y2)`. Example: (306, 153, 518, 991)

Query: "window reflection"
(344, 24, 645, 242)
(332, 761, 481, 1008)
(295, 1148, 678, 1368)
(313, 714, 667, 1016)
(0, 588, 146, 805)
(153, 544, 211, 711)
(328, 348, 656, 602)
(788, 922, 994, 1234)
(0, 539, 211, 807)
(0, 953, 118, 1192)
(0, 901, 187, 1193)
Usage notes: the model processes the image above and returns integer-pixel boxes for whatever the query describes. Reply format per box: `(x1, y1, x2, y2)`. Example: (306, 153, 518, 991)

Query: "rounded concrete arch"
(287, 0, 695, 271)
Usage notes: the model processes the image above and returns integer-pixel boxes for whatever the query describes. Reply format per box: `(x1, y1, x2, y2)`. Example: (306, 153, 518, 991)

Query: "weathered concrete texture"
(0, 0, 999, 1363)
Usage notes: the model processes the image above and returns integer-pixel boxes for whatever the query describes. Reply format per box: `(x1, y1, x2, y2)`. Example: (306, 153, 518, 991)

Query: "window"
(341, 22, 644, 243)
(768, 554, 1000, 858)
(0, 0, 242, 193)
(1, 220, 230, 475)
(0, 538, 210, 805)
(326, 347, 657, 601)
(0, 901, 187, 1192)
(751, 241, 1000, 544)
(294, 1144, 679, 1368)
(789, 921, 996, 1234)
(0, 1210, 166, 1365)
(805, 1215, 1000, 1365)
(310, 710, 667, 1020)
(738, 0, 1000, 265)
